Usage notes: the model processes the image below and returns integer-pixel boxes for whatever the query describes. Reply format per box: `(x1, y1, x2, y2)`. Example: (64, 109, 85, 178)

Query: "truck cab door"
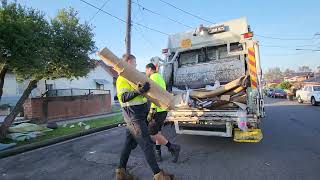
(301, 86, 308, 101)
(306, 86, 313, 101)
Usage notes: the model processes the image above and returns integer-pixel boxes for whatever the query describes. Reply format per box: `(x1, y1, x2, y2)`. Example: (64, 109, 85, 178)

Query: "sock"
(156, 145, 161, 151)
(165, 141, 171, 149)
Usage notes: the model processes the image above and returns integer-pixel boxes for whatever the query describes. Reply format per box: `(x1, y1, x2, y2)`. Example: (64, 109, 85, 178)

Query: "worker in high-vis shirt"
(145, 63, 181, 163)
(115, 54, 175, 180)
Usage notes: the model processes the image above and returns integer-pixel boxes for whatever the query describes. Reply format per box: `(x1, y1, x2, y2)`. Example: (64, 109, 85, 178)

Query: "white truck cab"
(296, 85, 320, 106)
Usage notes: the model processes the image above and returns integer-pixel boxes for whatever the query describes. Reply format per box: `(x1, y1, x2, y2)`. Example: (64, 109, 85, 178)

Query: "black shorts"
(148, 111, 168, 135)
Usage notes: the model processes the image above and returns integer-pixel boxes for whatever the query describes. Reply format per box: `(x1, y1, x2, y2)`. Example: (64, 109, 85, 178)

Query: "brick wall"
(23, 94, 111, 122)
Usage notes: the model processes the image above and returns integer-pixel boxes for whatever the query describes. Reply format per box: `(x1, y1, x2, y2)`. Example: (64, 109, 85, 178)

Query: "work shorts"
(148, 111, 168, 135)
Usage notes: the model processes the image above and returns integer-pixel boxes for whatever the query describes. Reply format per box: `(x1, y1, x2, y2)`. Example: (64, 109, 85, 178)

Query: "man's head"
(145, 63, 157, 77)
(122, 54, 136, 68)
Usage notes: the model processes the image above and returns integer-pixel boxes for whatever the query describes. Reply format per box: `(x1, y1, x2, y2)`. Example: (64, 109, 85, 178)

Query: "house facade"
(284, 72, 314, 83)
(1, 61, 118, 106)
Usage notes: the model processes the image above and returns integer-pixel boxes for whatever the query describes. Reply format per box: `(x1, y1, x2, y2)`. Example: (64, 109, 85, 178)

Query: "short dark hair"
(122, 54, 136, 62)
(146, 63, 157, 71)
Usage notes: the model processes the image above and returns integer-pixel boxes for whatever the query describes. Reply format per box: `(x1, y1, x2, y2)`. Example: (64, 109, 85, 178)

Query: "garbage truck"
(153, 17, 264, 141)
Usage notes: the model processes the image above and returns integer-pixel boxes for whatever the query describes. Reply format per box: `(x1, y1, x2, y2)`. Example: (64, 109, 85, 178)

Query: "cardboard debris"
(7, 123, 52, 142)
(190, 76, 248, 99)
(220, 95, 231, 101)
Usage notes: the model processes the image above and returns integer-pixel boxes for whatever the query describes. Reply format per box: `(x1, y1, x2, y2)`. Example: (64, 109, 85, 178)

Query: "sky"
(13, 0, 320, 72)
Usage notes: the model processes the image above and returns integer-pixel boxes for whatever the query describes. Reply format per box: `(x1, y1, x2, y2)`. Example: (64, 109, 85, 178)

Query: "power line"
(158, 0, 214, 24)
(295, 48, 320, 52)
(256, 34, 313, 41)
(80, 0, 125, 23)
(88, 0, 112, 23)
(263, 52, 313, 57)
(132, 1, 193, 28)
(79, 0, 169, 35)
(260, 44, 315, 48)
(134, 21, 169, 35)
(135, 0, 144, 16)
(132, 25, 155, 49)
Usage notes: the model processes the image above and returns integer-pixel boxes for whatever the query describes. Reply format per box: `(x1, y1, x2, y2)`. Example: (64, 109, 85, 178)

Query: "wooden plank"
(98, 48, 180, 110)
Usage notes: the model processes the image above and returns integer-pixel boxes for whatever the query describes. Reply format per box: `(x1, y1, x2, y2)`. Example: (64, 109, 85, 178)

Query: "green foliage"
(47, 8, 96, 79)
(0, 4, 50, 81)
(0, 5, 96, 81)
(278, 81, 292, 90)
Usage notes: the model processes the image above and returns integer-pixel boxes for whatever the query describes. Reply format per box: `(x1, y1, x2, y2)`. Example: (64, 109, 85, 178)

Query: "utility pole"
(125, 0, 132, 55)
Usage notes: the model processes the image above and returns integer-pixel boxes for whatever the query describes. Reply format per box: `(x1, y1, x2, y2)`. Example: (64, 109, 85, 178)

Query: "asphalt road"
(1, 98, 320, 180)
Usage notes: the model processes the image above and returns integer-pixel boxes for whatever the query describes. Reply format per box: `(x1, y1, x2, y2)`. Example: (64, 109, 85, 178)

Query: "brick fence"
(23, 94, 111, 122)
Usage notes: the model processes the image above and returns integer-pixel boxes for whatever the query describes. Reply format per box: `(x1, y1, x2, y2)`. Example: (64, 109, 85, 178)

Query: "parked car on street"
(270, 89, 287, 98)
(266, 88, 275, 97)
(296, 85, 320, 106)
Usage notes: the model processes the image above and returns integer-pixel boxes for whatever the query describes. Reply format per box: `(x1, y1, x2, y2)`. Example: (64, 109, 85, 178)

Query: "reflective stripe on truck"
(248, 47, 257, 89)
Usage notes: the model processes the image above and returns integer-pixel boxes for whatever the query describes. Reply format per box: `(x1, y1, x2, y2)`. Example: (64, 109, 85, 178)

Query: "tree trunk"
(0, 65, 8, 101)
(0, 79, 38, 139)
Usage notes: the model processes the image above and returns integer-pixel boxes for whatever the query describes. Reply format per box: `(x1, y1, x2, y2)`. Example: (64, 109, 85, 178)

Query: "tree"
(0, 6, 95, 139)
(298, 66, 312, 72)
(283, 68, 295, 76)
(264, 67, 283, 83)
(0, 4, 50, 101)
(278, 81, 292, 90)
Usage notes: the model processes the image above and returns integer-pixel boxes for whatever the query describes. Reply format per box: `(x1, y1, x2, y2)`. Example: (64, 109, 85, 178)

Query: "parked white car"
(296, 85, 320, 106)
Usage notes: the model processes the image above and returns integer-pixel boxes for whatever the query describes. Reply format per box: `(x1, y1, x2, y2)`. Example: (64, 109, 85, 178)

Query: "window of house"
(96, 83, 104, 90)
(46, 84, 53, 91)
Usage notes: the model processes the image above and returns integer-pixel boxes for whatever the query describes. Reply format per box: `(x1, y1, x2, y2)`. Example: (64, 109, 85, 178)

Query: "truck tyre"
(297, 96, 303, 104)
(311, 97, 318, 106)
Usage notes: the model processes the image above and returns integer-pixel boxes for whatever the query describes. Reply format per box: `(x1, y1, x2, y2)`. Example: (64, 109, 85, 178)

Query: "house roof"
(301, 76, 320, 83)
(284, 72, 314, 79)
(95, 60, 118, 78)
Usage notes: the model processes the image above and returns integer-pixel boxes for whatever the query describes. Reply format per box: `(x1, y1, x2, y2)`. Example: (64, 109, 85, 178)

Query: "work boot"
(168, 144, 180, 163)
(115, 168, 138, 180)
(155, 149, 163, 162)
(153, 170, 176, 180)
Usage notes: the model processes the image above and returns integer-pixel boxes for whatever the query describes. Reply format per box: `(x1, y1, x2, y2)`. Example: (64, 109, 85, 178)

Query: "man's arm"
(121, 91, 140, 103)
(120, 82, 150, 103)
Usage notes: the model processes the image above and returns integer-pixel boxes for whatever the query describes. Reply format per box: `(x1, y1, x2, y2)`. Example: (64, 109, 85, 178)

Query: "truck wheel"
(297, 96, 303, 104)
(311, 97, 318, 106)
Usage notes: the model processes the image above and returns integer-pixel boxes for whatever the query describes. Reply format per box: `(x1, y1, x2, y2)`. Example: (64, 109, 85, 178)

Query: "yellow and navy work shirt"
(149, 72, 167, 112)
(116, 76, 147, 107)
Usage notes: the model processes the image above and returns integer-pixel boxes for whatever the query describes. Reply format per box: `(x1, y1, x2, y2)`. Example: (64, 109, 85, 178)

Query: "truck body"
(296, 85, 320, 106)
(159, 17, 264, 138)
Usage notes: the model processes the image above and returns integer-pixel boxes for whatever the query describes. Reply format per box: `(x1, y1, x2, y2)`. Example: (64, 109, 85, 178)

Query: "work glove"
(137, 82, 150, 94)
